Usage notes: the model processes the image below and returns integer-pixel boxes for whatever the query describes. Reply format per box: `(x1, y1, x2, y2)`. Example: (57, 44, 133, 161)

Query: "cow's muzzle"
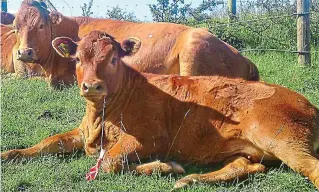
(17, 48, 37, 62)
(81, 81, 107, 97)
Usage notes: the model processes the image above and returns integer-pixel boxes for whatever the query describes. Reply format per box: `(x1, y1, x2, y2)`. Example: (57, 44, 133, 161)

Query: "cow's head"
(52, 31, 140, 99)
(14, 0, 62, 63)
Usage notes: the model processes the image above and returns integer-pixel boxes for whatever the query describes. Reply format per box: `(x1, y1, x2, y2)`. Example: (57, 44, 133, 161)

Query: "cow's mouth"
(81, 92, 107, 99)
(18, 58, 36, 63)
(82, 94, 108, 103)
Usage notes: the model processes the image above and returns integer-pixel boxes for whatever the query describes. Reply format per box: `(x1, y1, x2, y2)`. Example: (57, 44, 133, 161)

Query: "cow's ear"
(120, 37, 141, 56)
(49, 11, 63, 25)
(52, 37, 78, 58)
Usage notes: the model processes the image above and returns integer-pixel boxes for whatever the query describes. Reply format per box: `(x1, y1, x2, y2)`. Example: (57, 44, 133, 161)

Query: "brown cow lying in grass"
(2, 31, 319, 190)
(1, 24, 44, 77)
(12, 0, 259, 88)
(1, 11, 44, 77)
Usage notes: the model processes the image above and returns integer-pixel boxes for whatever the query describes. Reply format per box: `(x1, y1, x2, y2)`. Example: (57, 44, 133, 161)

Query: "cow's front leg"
(101, 133, 142, 173)
(101, 134, 185, 175)
(1, 128, 83, 161)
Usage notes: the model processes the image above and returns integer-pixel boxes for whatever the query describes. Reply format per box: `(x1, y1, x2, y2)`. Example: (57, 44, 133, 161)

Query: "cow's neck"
(82, 62, 165, 153)
(83, 98, 114, 154)
(83, 71, 132, 152)
(85, 99, 105, 126)
(85, 62, 146, 127)
(42, 16, 82, 82)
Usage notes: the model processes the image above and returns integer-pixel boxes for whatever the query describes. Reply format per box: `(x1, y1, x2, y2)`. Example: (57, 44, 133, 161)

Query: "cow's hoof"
(173, 174, 199, 190)
(168, 161, 185, 174)
(101, 158, 122, 173)
(1, 149, 21, 162)
(172, 181, 189, 191)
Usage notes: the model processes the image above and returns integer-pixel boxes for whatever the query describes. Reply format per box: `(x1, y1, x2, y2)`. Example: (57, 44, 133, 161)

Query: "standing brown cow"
(1, 24, 44, 76)
(13, 0, 259, 88)
(2, 31, 318, 189)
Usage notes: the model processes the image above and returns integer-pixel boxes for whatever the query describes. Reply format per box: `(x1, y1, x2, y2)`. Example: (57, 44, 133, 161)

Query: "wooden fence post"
(228, 0, 236, 21)
(297, 0, 311, 65)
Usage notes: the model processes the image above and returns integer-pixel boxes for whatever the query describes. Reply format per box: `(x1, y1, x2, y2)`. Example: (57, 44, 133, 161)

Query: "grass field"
(1, 52, 319, 191)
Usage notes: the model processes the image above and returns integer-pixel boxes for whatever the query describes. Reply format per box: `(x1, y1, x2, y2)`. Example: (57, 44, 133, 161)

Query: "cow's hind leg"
(177, 29, 240, 77)
(176, 28, 259, 80)
(246, 121, 319, 189)
(1, 128, 83, 161)
(259, 143, 319, 188)
(284, 153, 319, 189)
(173, 156, 266, 190)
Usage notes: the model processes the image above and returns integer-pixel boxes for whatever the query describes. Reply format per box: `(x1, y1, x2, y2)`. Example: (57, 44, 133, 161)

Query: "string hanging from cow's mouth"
(85, 96, 107, 181)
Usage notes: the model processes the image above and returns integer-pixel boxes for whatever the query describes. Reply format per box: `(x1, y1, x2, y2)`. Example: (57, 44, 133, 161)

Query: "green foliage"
(1, 53, 319, 191)
(189, 0, 224, 21)
(186, 1, 319, 51)
(149, 0, 192, 23)
(106, 6, 138, 22)
(195, 14, 298, 50)
(81, 0, 94, 17)
(148, 0, 225, 23)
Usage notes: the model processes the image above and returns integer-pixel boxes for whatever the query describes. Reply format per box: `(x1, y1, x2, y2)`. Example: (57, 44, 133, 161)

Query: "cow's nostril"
(96, 85, 102, 91)
(27, 50, 32, 56)
(83, 83, 88, 91)
(17, 50, 21, 55)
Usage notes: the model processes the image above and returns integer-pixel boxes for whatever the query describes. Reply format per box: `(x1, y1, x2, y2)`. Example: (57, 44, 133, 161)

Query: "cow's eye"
(76, 57, 80, 63)
(39, 24, 44, 29)
(111, 58, 117, 65)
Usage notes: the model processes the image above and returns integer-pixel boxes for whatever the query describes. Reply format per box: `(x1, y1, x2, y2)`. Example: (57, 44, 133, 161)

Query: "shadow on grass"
(16, 181, 33, 192)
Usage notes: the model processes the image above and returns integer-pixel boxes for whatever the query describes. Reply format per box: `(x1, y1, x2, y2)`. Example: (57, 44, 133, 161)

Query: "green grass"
(1, 52, 319, 191)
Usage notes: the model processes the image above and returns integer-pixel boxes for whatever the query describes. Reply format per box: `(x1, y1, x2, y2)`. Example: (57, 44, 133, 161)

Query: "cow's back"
(78, 20, 190, 73)
(142, 74, 318, 163)
(77, 20, 258, 79)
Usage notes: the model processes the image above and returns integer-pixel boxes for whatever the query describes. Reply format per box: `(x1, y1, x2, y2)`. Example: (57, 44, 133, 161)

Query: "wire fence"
(187, 0, 318, 65)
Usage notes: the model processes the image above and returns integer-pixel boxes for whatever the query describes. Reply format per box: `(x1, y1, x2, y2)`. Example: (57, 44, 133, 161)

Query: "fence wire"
(187, 0, 318, 64)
